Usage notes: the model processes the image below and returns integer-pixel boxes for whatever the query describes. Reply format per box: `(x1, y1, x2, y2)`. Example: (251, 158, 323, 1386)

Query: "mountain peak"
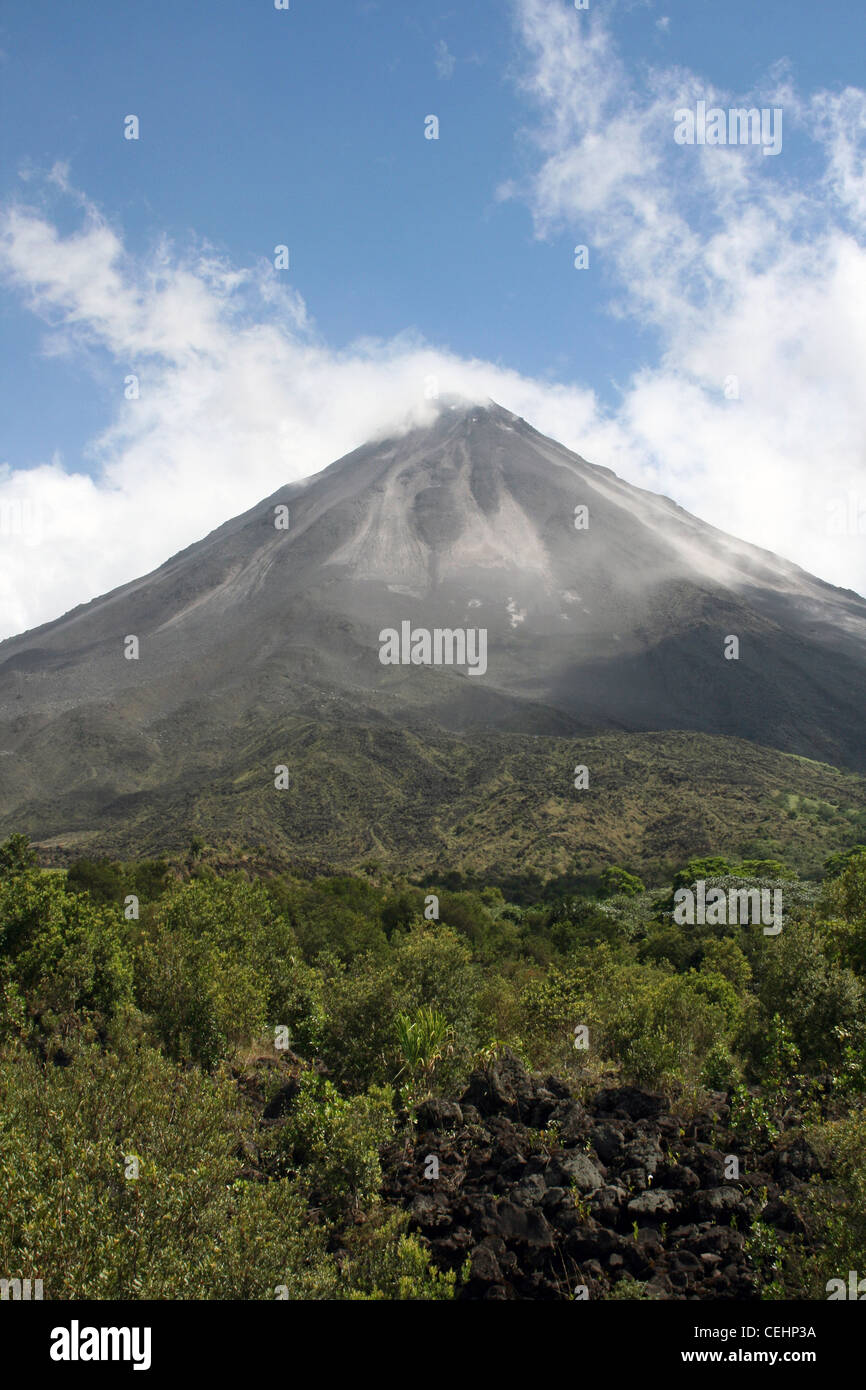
(431, 390, 496, 413)
(2, 403, 866, 859)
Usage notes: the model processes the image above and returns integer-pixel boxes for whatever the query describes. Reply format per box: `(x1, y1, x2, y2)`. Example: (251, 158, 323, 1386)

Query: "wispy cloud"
(503, 0, 866, 595)
(434, 39, 456, 80)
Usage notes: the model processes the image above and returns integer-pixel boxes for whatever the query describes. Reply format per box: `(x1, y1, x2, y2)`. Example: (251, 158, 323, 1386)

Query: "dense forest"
(1, 833, 865, 1300)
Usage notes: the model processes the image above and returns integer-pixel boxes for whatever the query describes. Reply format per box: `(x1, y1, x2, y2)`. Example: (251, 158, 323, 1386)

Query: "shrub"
(393, 1005, 453, 1101)
(729, 1084, 780, 1152)
(763, 1113, 866, 1298)
(136, 877, 321, 1066)
(748, 921, 862, 1067)
(0, 1041, 337, 1299)
(0, 865, 133, 1044)
(338, 1211, 461, 1300)
(264, 1073, 394, 1216)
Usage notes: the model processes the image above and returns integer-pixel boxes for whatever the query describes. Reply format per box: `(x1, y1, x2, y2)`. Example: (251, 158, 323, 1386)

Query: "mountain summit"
(2, 399, 865, 860)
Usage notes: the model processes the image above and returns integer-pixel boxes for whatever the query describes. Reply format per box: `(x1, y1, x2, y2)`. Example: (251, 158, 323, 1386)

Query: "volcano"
(1, 397, 865, 868)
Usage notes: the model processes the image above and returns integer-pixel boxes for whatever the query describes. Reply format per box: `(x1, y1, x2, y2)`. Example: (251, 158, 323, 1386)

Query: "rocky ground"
(381, 1051, 820, 1301)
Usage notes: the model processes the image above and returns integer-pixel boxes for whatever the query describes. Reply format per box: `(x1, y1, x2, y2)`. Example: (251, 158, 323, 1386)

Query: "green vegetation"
(19, 729, 866, 884)
(2, 834, 865, 1299)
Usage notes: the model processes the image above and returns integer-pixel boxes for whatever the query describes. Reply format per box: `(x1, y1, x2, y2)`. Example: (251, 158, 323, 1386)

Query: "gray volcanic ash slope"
(1, 397, 865, 853)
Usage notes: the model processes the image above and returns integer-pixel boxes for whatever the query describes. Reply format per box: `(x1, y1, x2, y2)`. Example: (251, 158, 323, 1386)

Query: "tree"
(0, 866, 133, 1043)
(599, 866, 645, 899)
(672, 857, 731, 891)
(0, 834, 37, 877)
(823, 845, 866, 881)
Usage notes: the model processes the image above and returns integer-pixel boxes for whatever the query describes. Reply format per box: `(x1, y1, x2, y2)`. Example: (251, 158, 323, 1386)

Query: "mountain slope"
(16, 723, 866, 883)
(1, 397, 865, 862)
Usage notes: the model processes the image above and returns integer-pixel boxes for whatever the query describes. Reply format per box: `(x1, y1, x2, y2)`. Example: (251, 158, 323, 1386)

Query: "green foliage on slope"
(21, 729, 866, 884)
(1, 833, 866, 1299)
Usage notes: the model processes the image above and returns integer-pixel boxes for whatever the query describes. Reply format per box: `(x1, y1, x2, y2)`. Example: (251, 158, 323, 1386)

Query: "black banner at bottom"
(0, 1297, 857, 1377)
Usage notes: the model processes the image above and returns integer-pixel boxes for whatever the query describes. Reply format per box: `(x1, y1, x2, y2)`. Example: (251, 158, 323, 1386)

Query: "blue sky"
(2, 0, 866, 636)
